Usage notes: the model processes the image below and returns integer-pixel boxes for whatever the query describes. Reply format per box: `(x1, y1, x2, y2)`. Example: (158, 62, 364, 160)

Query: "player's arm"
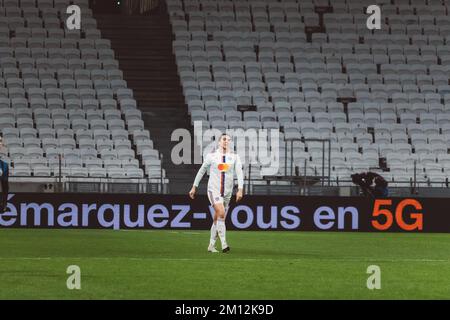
(235, 154, 244, 202)
(189, 154, 211, 199)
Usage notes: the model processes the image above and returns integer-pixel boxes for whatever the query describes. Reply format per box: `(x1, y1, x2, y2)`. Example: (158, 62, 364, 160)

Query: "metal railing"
(2, 152, 168, 194)
(284, 137, 332, 187)
(7, 175, 168, 194)
(4, 154, 450, 198)
(5, 174, 450, 197)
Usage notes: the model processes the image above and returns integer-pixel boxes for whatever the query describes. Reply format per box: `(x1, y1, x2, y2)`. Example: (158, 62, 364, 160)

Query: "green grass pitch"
(0, 228, 449, 299)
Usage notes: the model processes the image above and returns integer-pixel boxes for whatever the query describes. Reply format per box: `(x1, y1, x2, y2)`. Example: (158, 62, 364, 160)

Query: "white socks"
(209, 222, 218, 247)
(216, 219, 228, 249)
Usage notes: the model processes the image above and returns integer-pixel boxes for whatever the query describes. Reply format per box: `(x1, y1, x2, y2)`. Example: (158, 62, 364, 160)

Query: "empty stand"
(168, 0, 450, 187)
(0, 0, 164, 181)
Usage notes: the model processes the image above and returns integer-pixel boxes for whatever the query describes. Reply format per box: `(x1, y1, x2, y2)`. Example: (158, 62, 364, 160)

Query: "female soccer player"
(189, 133, 244, 253)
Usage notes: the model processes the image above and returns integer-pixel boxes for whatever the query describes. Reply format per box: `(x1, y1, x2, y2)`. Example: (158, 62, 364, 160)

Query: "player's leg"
(219, 195, 232, 253)
(214, 201, 228, 251)
(207, 191, 219, 252)
(208, 214, 219, 252)
(214, 195, 231, 247)
(211, 210, 219, 244)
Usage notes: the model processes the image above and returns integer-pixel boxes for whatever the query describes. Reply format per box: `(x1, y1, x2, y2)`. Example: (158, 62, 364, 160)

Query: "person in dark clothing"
(351, 171, 389, 198)
(0, 138, 9, 213)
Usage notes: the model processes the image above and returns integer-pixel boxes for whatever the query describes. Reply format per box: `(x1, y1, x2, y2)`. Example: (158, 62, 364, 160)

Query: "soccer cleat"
(222, 246, 230, 253)
(208, 245, 219, 253)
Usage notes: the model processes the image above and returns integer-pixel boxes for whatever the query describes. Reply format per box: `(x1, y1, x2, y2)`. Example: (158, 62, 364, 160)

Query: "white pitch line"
(119, 230, 201, 235)
(168, 231, 202, 235)
(0, 257, 449, 263)
(119, 230, 158, 233)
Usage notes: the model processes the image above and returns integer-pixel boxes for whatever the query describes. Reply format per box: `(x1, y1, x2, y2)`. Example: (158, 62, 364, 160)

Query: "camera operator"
(351, 171, 388, 198)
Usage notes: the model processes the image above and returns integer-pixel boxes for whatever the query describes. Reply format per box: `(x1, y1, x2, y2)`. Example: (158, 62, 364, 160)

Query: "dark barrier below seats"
(0, 193, 448, 233)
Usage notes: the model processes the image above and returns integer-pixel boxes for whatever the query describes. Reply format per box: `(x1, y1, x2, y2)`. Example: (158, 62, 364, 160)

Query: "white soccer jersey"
(193, 149, 244, 197)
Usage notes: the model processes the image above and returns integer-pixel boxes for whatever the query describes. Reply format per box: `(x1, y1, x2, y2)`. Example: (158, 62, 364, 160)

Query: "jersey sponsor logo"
(217, 163, 230, 172)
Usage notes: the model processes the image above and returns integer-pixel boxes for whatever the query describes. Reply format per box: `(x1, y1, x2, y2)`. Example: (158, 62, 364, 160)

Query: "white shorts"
(207, 189, 232, 210)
